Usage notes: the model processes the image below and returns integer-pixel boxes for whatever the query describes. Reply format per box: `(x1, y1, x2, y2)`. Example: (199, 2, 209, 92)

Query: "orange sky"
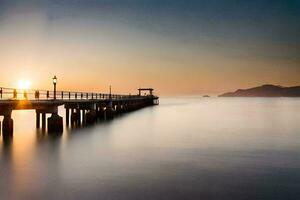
(0, 1, 299, 96)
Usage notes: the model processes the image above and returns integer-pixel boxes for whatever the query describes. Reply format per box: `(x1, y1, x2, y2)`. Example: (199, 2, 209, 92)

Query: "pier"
(0, 81, 159, 137)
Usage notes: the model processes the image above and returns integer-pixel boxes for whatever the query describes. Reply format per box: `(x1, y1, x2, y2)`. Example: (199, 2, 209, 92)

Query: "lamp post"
(109, 85, 112, 99)
(52, 75, 57, 100)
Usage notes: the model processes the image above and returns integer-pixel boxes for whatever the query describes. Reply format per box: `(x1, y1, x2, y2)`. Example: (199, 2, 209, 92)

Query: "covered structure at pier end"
(138, 88, 154, 96)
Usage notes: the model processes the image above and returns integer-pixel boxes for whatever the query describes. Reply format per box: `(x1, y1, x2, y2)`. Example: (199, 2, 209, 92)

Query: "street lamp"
(52, 75, 57, 100)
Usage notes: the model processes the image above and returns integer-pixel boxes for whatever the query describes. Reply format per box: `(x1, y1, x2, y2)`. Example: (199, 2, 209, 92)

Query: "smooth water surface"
(1, 97, 300, 200)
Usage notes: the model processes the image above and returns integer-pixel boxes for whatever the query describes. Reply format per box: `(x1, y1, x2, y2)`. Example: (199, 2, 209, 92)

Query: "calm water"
(0, 97, 300, 200)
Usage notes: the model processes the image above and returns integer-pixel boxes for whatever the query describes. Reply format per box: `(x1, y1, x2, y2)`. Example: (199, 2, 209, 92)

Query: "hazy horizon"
(0, 0, 299, 95)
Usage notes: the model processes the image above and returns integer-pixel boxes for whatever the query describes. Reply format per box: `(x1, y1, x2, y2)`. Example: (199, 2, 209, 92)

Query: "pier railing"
(0, 87, 142, 101)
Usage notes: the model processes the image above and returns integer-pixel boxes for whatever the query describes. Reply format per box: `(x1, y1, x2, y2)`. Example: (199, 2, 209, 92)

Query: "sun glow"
(18, 79, 31, 90)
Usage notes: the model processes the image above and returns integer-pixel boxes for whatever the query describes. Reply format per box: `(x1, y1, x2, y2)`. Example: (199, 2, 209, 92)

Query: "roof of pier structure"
(138, 88, 154, 91)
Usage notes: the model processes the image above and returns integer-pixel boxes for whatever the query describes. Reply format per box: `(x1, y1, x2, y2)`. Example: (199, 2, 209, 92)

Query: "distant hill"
(219, 84, 300, 97)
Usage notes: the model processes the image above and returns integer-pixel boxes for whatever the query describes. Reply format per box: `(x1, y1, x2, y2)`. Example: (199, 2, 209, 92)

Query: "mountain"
(219, 84, 300, 97)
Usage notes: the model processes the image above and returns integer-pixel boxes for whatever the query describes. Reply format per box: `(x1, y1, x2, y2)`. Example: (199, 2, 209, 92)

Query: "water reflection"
(1, 98, 300, 200)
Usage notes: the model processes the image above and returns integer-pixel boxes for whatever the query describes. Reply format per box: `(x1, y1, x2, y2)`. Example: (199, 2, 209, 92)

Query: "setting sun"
(18, 79, 31, 90)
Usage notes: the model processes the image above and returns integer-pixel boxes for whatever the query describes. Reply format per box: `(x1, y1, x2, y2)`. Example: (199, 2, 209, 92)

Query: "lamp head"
(52, 75, 57, 84)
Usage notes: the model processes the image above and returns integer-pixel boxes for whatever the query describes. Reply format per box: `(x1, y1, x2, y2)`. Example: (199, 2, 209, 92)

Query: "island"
(219, 84, 300, 97)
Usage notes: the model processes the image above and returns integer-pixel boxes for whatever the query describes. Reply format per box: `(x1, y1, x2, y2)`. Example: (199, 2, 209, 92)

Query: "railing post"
(92, 93, 93, 99)
(0, 88, 2, 99)
(69, 92, 71, 99)
(81, 93, 83, 99)
(13, 89, 17, 99)
(35, 91, 40, 99)
(24, 90, 27, 99)
(61, 91, 64, 99)
(47, 91, 49, 99)
(75, 93, 77, 99)
(86, 93, 88, 99)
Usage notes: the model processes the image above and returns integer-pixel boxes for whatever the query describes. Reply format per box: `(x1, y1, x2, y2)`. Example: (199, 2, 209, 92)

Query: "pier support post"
(42, 113, 46, 130)
(105, 107, 114, 120)
(47, 113, 63, 133)
(96, 106, 104, 119)
(71, 109, 74, 124)
(85, 110, 97, 124)
(36, 112, 40, 128)
(124, 103, 128, 112)
(71, 109, 80, 126)
(3, 114, 13, 137)
(82, 110, 86, 124)
(76, 109, 81, 125)
(66, 109, 70, 126)
(115, 104, 121, 114)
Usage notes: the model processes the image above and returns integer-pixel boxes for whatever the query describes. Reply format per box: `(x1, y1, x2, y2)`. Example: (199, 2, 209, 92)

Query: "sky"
(0, 0, 299, 95)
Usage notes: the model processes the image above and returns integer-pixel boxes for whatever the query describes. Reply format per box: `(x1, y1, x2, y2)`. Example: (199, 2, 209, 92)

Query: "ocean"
(1, 97, 300, 200)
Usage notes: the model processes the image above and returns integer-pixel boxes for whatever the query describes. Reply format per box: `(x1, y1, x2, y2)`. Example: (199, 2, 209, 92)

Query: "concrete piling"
(115, 104, 122, 114)
(42, 113, 46, 130)
(71, 110, 80, 126)
(82, 110, 86, 124)
(85, 110, 97, 124)
(36, 112, 40, 128)
(76, 109, 81, 124)
(47, 113, 63, 133)
(66, 109, 70, 126)
(96, 106, 105, 119)
(3, 115, 13, 137)
(105, 107, 114, 120)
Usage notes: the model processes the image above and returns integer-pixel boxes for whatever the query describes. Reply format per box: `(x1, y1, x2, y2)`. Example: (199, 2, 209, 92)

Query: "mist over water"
(1, 97, 300, 200)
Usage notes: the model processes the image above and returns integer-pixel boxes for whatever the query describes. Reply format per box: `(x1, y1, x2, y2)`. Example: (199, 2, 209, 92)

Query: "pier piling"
(47, 113, 63, 133)
(42, 113, 46, 130)
(36, 112, 40, 128)
(3, 114, 13, 136)
(66, 109, 70, 126)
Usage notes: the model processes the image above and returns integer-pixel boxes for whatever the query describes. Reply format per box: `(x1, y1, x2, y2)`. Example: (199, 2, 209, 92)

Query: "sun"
(18, 79, 31, 90)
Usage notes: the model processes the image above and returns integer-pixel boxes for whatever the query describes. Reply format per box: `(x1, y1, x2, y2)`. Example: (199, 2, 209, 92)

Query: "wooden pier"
(0, 86, 159, 137)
